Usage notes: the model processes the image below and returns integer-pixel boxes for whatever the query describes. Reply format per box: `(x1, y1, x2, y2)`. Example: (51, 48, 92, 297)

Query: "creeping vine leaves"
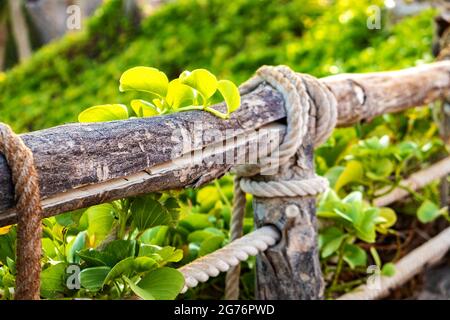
(79, 67, 241, 122)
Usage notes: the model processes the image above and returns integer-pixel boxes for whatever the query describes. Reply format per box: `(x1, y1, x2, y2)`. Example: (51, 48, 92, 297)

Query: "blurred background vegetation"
(0, 0, 437, 132)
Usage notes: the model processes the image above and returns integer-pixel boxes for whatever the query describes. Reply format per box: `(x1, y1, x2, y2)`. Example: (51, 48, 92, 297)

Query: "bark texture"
(1, 62, 450, 226)
(253, 133, 324, 299)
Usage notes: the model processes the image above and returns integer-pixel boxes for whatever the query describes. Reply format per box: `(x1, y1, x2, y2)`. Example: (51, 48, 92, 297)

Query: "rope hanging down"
(0, 123, 42, 300)
(225, 66, 338, 299)
(178, 225, 280, 293)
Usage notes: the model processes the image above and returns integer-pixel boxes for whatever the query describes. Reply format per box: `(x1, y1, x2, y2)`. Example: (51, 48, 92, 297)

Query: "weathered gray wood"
(2, 62, 450, 227)
(253, 128, 323, 299)
(435, 11, 450, 207)
(0, 84, 285, 226)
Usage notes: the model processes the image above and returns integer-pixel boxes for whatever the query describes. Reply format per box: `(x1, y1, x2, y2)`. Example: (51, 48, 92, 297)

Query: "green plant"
(78, 66, 240, 121)
(318, 190, 398, 294)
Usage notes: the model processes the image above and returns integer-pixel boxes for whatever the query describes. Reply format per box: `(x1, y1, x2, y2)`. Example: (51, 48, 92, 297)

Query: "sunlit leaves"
(81, 66, 241, 121)
(217, 79, 240, 113)
(119, 67, 169, 97)
(0, 225, 12, 236)
(318, 190, 397, 244)
(85, 204, 116, 247)
(130, 99, 160, 117)
(180, 69, 218, 101)
(78, 104, 129, 122)
(333, 160, 363, 192)
(166, 79, 195, 109)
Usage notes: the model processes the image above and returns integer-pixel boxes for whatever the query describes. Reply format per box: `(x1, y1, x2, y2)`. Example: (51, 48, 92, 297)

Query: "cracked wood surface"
(1, 61, 450, 226)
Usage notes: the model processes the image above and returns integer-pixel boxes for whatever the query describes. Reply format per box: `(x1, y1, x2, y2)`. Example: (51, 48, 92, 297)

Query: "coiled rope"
(178, 225, 280, 293)
(0, 123, 42, 300)
(177, 66, 337, 298)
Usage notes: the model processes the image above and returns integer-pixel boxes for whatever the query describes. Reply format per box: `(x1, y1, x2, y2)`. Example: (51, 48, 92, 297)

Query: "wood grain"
(1, 61, 450, 225)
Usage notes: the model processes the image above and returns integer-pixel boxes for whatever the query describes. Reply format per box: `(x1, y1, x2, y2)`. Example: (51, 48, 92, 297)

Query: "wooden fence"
(1, 60, 450, 299)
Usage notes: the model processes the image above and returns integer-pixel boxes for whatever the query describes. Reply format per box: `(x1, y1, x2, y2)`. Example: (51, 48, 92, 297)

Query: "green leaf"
(381, 263, 396, 276)
(343, 244, 367, 269)
(188, 229, 222, 243)
(119, 67, 168, 97)
(42, 238, 57, 259)
(342, 191, 363, 204)
(131, 196, 174, 231)
(78, 104, 129, 123)
(166, 79, 195, 109)
(130, 99, 160, 117)
(199, 235, 224, 256)
(67, 231, 87, 264)
(102, 240, 137, 265)
(179, 214, 212, 231)
(319, 227, 346, 258)
(130, 267, 184, 300)
(355, 208, 379, 243)
(133, 256, 158, 273)
(156, 246, 184, 263)
(123, 276, 155, 300)
(80, 266, 111, 291)
(417, 200, 443, 223)
(103, 257, 135, 285)
(78, 249, 114, 267)
(86, 204, 115, 247)
(197, 186, 221, 212)
(376, 208, 397, 234)
(366, 158, 394, 180)
(139, 226, 169, 245)
(324, 166, 345, 189)
(6, 256, 15, 274)
(179, 69, 218, 102)
(40, 263, 67, 298)
(217, 80, 240, 113)
(334, 160, 363, 192)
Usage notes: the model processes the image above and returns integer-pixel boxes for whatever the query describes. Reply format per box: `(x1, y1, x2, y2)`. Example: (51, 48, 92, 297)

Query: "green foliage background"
(0, 0, 435, 132)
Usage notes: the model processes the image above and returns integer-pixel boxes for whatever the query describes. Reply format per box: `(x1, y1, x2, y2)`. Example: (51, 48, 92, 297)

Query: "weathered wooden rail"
(1, 62, 449, 226)
(1, 61, 450, 300)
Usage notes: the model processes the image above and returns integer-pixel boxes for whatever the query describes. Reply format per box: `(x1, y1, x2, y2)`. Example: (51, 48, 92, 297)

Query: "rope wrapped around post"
(224, 66, 338, 299)
(0, 123, 42, 300)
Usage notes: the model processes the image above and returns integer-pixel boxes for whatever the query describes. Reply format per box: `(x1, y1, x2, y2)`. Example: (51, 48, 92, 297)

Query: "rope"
(224, 65, 337, 299)
(178, 225, 280, 294)
(338, 226, 450, 300)
(0, 123, 42, 300)
(224, 176, 246, 299)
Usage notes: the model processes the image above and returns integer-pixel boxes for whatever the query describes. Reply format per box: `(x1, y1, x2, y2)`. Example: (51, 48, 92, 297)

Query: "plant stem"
(332, 241, 346, 287)
(214, 180, 232, 209)
(177, 105, 204, 112)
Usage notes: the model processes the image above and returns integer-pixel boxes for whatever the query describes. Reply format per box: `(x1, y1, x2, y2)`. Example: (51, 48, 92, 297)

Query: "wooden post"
(439, 102, 450, 208)
(253, 130, 324, 299)
(435, 10, 450, 207)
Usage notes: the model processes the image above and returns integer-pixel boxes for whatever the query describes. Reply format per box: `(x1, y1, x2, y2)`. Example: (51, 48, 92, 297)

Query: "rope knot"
(225, 65, 337, 299)
(236, 65, 337, 198)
